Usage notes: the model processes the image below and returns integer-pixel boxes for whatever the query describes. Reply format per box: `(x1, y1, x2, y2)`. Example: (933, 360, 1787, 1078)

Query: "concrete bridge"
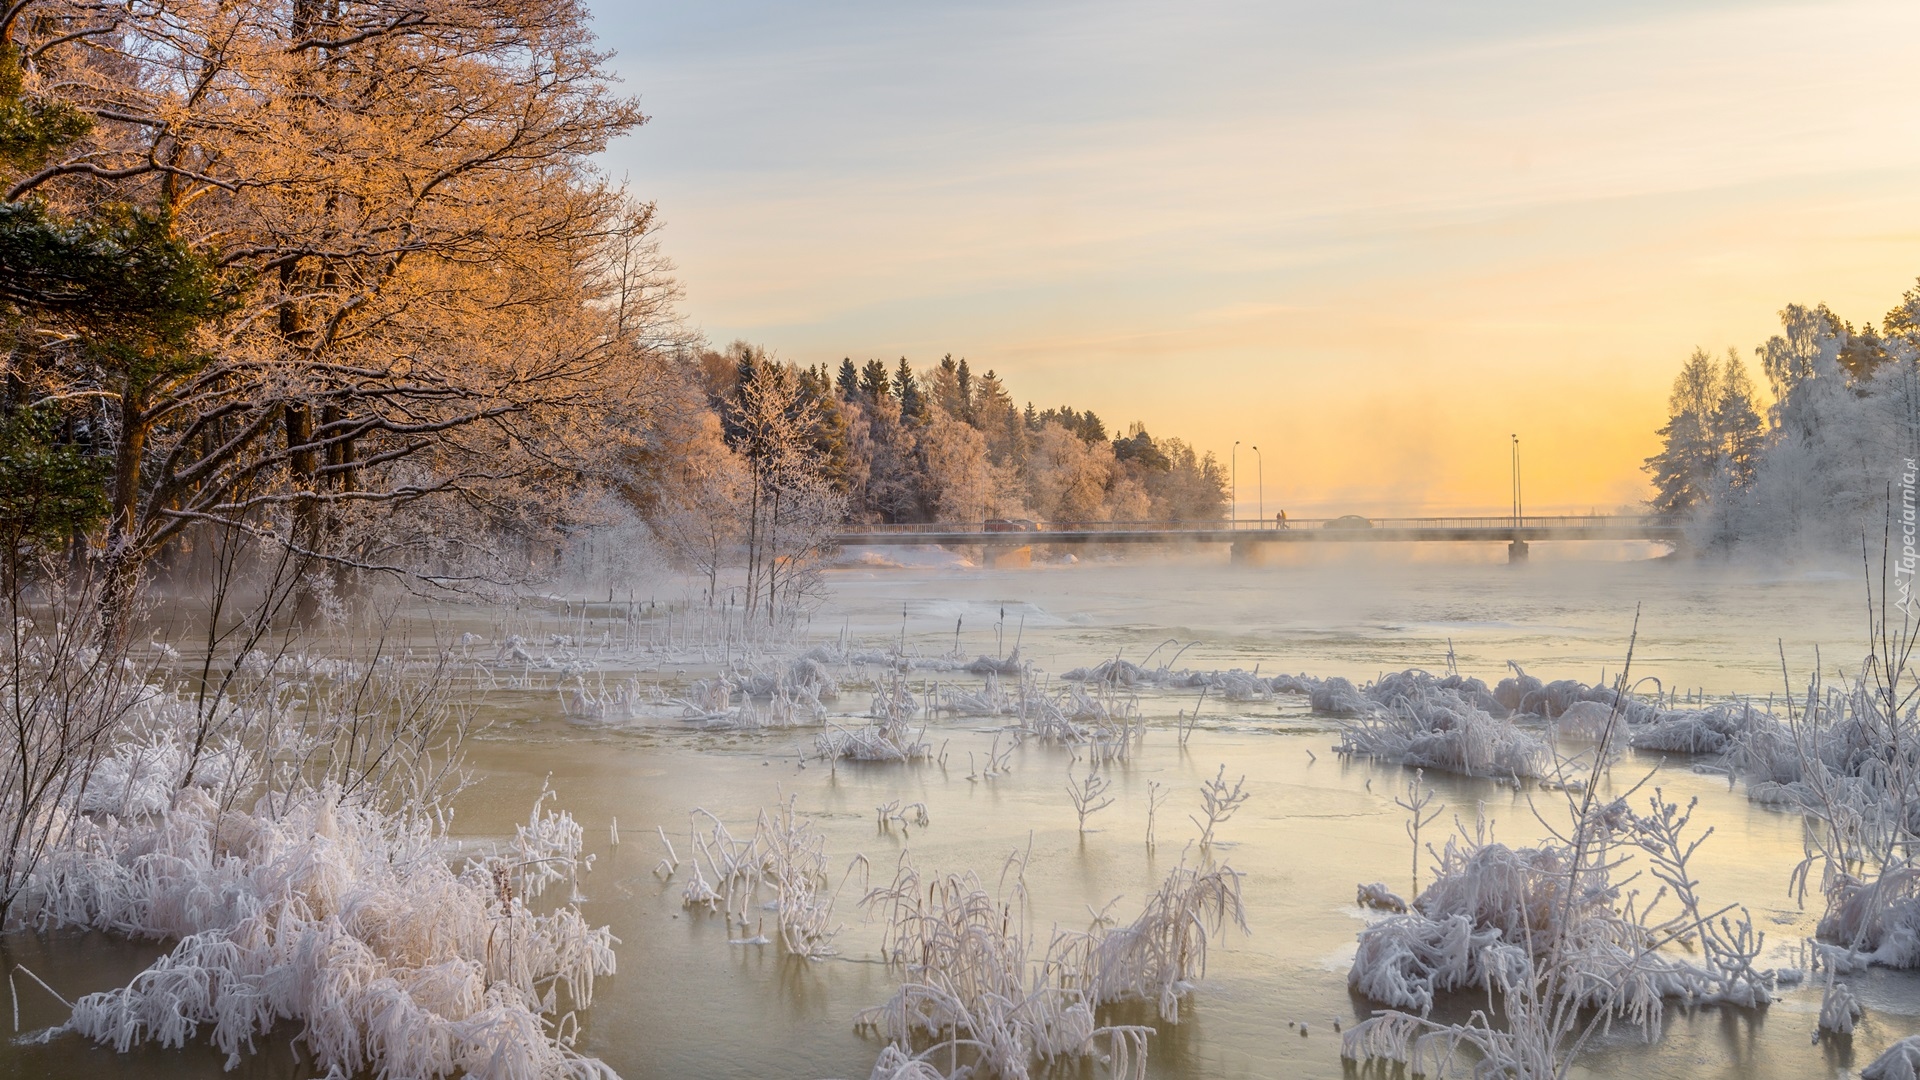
(833, 515, 1684, 565)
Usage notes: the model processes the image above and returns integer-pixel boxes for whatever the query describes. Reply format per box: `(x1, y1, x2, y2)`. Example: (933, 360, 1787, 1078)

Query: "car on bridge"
(983, 518, 1039, 532)
(1323, 515, 1374, 530)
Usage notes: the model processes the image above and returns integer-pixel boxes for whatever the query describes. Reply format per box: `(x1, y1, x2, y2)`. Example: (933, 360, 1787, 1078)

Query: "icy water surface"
(5, 547, 1912, 1079)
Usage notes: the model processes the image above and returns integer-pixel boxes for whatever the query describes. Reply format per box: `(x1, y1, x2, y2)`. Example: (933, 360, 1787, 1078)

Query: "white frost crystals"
(1342, 794, 1773, 1078)
(1334, 670, 1551, 780)
(855, 856, 1245, 1080)
(0, 610, 619, 1080)
(38, 779, 617, 1079)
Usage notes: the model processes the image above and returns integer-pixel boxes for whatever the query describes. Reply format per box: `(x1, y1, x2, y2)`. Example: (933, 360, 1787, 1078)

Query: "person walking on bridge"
(1276, 510, 1288, 530)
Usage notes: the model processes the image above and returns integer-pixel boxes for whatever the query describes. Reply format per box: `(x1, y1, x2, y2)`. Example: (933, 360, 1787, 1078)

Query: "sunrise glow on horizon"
(594, 0, 1920, 516)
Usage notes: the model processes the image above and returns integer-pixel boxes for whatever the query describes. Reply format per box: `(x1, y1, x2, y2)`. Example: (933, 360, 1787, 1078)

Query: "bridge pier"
(983, 545, 1032, 569)
(1508, 539, 1529, 564)
(1230, 540, 1268, 565)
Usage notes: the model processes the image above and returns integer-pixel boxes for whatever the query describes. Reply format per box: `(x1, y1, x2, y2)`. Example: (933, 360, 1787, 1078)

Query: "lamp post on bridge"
(1508, 434, 1529, 564)
(1510, 434, 1524, 526)
(1252, 445, 1263, 527)
(1231, 440, 1239, 530)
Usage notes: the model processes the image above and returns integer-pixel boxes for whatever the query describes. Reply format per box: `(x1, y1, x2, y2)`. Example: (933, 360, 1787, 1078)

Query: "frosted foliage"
(1814, 862, 1920, 968)
(816, 716, 931, 763)
(677, 801, 843, 959)
(37, 780, 615, 1078)
(1818, 979, 1862, 1035)
(1068, 864, 1248, 1022)
(1689, 325, 1920, 555)
(1061, 657, 1321, 702)
(1335, 672, 1550, 779)
(1725, 657, 1920, 971)
(1346, 797, 1771, 1075)
(856, 866, 1140, 1079)
(1869, 1037, 1920, 1080)
(855, 859, 1239, 1079)
(1329, 666, 1781, 777)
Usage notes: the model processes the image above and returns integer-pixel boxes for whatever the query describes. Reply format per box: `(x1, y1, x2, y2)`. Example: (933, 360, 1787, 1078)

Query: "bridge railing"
(836, 514, 1666, 535)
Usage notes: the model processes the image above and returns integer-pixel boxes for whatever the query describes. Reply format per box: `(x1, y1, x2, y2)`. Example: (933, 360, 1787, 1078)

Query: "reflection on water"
(5, 551, 1911, 1079)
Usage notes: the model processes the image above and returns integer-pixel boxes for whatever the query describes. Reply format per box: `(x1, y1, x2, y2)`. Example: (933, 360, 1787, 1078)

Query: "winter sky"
(592, 0, 1920, 515)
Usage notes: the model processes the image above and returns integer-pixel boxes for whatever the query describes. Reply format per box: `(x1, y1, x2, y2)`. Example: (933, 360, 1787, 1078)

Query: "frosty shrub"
(855, 856, 1243, 1080)
(1335, 671, 1550, 780)
(40, 778, 615, 1078)
(1343, 794, 1772, 1078)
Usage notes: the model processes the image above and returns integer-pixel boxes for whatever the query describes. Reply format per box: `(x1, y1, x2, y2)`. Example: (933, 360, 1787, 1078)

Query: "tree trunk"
(284, 400, 322, 624)
(99, 382, 147, 646)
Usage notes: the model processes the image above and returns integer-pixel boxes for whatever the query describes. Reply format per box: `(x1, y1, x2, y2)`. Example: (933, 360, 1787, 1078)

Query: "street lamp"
(1231, 440, 1240, 529)
(1252, 445, 1264, 527)
(1510, 434, 1523, 526)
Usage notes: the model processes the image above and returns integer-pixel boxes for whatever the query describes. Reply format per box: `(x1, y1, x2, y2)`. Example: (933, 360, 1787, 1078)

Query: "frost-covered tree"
(1683, 298, 1920, 554)
(851, 393, 921, 523)
(2, 0, 674, 626)
(1027, 423, 1115, 521)
(1141, 436, 1229, 522)
(726, 356, 845, 621)
(646, 412, 746, 606)
(929, 355, 971, 422)
(1759, 304, 1848, 426)
(919, 410, 997, 522)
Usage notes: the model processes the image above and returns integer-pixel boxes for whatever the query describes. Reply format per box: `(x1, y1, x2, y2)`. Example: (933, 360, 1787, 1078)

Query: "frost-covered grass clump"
(1062, 655, 1321, 703)
(34, 775, 615, 1078)
(855, 854, 1244, 1080)
(1717, 631, 1920, 976)
(0, 587, 620, 1080)
(1334, 670, 1552, 779)
(1343, 793, 1771, 1078)
(1328, 665, 1783, 781)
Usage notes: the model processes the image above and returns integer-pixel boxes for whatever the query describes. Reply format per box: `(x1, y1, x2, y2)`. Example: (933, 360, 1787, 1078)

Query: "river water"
(5, 543, 1912, 1079)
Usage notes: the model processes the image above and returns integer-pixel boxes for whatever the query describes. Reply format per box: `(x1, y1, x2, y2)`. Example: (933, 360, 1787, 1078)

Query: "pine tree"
(1838, 323, 1890, 385)
(836, 357, 859, 399)
(928, 355, 967, 419)
(795, 364, 853, 492)
(1644, 348, 1723, 518)
(894, 357, 925, 425)
(1885, 278, 1920, 354)
(1710, 350, 1765, 489)
(860, 358, 891, 402)
(971, 369, 1024, 466)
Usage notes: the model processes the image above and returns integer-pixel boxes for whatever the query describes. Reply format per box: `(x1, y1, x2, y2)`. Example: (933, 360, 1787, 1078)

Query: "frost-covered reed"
(676, 799, 850, 958)
(856, 853, 1242, 1080)
(1061, 863, 1247, 1023)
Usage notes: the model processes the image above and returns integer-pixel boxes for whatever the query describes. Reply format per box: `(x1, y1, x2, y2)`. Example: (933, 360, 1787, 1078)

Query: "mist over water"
(823, 546, 1869, 698)
(4, 545, 1905, 1079)
(559, 547, 1897, 1079)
